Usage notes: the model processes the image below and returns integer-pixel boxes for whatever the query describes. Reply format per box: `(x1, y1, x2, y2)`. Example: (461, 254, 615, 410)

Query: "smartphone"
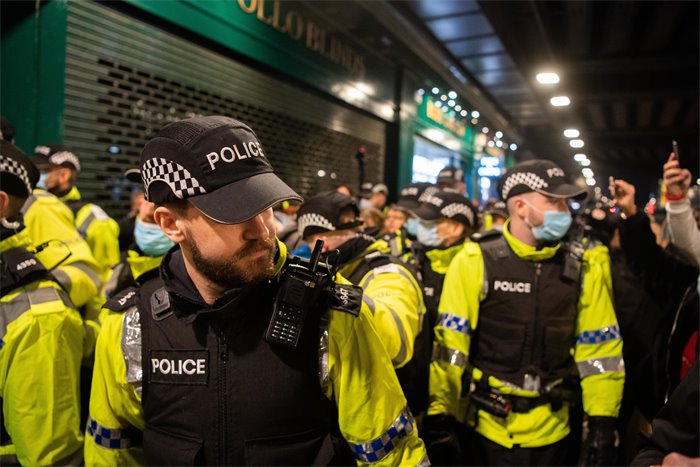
(672, 140, 680, 161)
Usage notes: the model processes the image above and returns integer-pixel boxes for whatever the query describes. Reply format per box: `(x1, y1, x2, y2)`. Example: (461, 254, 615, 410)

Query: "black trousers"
(466, 432, 572, 466)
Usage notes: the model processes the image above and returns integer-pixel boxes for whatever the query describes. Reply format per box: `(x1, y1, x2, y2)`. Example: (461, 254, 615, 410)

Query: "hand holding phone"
(672, 140, 680, 163)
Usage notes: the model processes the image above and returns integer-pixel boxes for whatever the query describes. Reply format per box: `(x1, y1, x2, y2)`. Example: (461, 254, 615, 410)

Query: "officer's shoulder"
(103, 286, 139, 312)
(471, 229, 503, 243)
(329, 274, 362, 317)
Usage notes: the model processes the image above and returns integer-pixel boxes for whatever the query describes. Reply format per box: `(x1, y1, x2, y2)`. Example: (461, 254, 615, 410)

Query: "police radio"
(265, 240, 329, 349)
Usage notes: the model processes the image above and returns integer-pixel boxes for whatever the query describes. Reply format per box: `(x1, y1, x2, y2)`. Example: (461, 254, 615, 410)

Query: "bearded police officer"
(85, 116, 427, 466)
(0, 141, 85, 465)
(424, 159, 624, 465)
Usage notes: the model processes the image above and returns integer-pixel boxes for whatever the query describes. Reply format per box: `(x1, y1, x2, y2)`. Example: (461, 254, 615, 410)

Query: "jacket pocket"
(477, 320, 526, 373)
(244, 429, 335, 466)
(543, 321, 575, 370)
(143, 424, 204, 466)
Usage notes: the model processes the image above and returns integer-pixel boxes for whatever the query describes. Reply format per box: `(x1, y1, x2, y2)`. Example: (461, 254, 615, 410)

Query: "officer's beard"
(184, 235, 277, 289)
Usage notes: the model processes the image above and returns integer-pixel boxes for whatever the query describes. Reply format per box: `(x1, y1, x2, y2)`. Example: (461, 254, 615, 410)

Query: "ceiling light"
(460, 110, 467, 117)
(570, 139, 584, 148)
(580, 159, 591, 166)
(435, 101, 442, 108)
(455, 105, 462, 112)
(582, 168, 594, 177)
(417, 89, 425, 96)
(482, 127, 489, 134)
(573, 153, 587, 162)
(471, 118, 478, 124)
(496, 140, 503, 147)
(448, 100, 455, 107)
(536, 72, 560, 84)
(487, 141, 495, 147)
(441, 94, 448, 101)
(563, 129, 580, 138)
(495, 131, 503, 138)
(471, 110, 480, 119)
(432, 87, 439, 94)
(585, 178, 596, 186)
(550, 96, 570, 107)
(448, 91, 457, 99)
(510, 143, 518, 151)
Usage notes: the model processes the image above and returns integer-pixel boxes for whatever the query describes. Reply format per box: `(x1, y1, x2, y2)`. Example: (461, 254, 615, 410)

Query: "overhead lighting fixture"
(487, 140, 495, 147)
(580, 159, 591, 166)
(536, 72, 560, 84)
(460, 110, 467, 117)
(496, 140, 503, 147)
(482, 127, 489, 134)
(432, 87, 439, 94)
(440, 94, 448, 101)
(582, 168, 594, 177)
(435, 101, 442, 108)
(455, 105, 462, 112)
(573, 153, 587, 162)
(448, 91, 457, 99)
(563, 129, 580, 138)
(471, 118, 478, 124)
(585, 178, 596, 186)
(495, 131, 503, 138)
(570, 139, 584, 148)
(448, 100, 455, 107)
(510, 143, 518, 151)
(550, 96, 570, 107)
(417, 89, 425, 96)
(471, 110, 480, 119)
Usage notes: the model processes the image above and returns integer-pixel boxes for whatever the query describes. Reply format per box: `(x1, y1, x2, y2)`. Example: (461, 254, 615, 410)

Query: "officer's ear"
(153, 204, 187, 244)
(509, 196, 527, 220)
(0, 191, 10, 218)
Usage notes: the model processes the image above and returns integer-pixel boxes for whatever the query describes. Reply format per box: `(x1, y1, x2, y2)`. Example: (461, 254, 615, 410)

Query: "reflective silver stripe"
(27, 286, 61, 306)
(52, 268, 72, 292)
(362, 295, 376, 315)
(576, 356, 625, 377)
(431, 343, 468, 368)
(385, 305, 408, 366)
(19, 194, 37, 215)
(359, 263, 422, 299)
(481, 259, 489, 300)
(417, 451, 430, 467)
(77, 212, 96, 237)
(318, 312, 331, 394)
(348, 405, 415, 463)
(0, 293, 30, 340)
(86, 416, 139, 449)
(65, 261, 103, 288)
(121, 307, 143, 397)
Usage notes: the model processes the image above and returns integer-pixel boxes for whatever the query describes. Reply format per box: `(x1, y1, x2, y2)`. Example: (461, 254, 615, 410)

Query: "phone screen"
(672, 140, 680, 161)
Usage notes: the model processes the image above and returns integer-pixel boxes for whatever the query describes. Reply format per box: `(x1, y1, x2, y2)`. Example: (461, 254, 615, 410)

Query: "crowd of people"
(0, 114, 697, 466)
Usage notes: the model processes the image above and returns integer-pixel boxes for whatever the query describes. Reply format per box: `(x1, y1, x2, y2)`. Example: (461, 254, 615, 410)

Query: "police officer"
(0, 141, 85, 465)
(85, 116, 427, 466)
(436, 165, 466, 194)
(295, 191, 425, 371)
(34, 144, 120, 278)
(425, 159, 624, 466)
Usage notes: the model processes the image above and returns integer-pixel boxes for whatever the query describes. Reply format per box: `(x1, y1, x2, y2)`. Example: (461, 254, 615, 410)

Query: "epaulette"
(471, 229, 503, 243)
(329, 283, 362, 317)
(104, 286, 138, 312)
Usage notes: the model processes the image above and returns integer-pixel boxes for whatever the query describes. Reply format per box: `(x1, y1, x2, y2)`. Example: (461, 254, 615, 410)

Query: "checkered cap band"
(441, 203, 475, 226)
(417, 186, 439, 203)
(142, 157, 206, 200)
(0, 155, 31, 194)
(501, 172, 549, 199)
(86, 416, 140, 450)
(437, 313, 472, 335)
(297, 213, 335, 236)
(349, 405, 415, 463)
(49, 150, 81, 172)
(577, 324, 621, 345)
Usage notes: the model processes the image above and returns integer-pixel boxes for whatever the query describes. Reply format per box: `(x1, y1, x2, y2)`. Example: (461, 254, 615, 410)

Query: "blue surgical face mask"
(417, 220, 442, 247)
(405, 217, 419, 236)
(134, 219, 174, 256)
(36, 172, 48, 190)
(525, 200, 572, 242)
(359, 198, 373, 210)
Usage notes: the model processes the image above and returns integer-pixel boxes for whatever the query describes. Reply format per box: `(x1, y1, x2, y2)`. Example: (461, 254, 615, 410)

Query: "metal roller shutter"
(64, 1, 386, 215)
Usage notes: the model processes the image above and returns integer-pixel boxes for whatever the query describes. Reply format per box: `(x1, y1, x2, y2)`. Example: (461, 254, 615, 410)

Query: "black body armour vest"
(472, 235, 580, 388)
(137, 276, 349, 466)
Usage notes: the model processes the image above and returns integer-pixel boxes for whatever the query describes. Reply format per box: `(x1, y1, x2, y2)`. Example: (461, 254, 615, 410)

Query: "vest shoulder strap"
(329, 283, 362, 316)
(64, 199, 87, 217)
(0, 247, 50, 295)
(103, 286, 139, 312)
(477, 233, 510, 262)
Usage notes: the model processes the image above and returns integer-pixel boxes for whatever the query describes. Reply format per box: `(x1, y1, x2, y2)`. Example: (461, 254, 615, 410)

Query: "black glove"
(578, 415, 618, 466)
(421, 414, 463, 466)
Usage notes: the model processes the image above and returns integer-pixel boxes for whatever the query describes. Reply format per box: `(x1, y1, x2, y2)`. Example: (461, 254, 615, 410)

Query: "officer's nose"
(241, 213, 271, 241)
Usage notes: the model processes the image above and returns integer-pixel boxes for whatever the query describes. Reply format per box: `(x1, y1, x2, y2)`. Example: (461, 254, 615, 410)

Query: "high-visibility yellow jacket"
(85, 241, 428, 466)
(428, 221, 624, 448)
(0, 229, 85, 466)
(60, 186, 120, 275)
(339, 239, 426, 369)
(21, 190, 103, 311)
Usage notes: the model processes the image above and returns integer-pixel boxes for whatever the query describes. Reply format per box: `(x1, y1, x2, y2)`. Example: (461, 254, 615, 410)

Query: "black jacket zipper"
(218, 325, 228, 464)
